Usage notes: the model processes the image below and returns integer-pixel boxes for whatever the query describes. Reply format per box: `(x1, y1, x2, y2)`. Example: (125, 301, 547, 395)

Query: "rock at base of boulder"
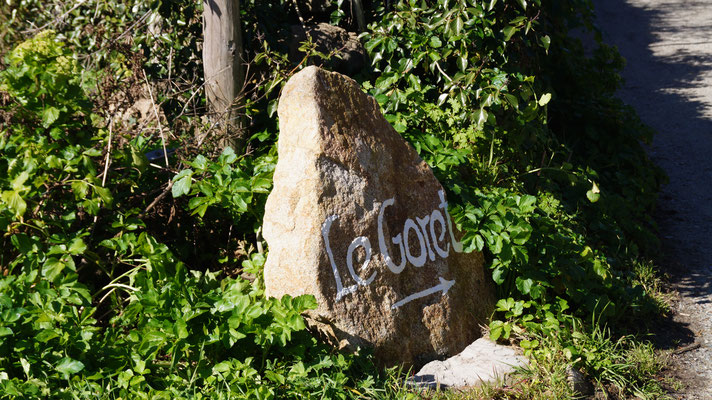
(408, 338, 528, 389)
(566, 365, 594, 397)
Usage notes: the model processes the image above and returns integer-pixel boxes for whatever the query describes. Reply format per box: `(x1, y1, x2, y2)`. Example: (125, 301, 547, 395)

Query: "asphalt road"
(595, 0, 712, 398)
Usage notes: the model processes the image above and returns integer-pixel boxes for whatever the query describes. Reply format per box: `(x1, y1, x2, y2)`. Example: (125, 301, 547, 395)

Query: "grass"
(389, 314, 676, 400)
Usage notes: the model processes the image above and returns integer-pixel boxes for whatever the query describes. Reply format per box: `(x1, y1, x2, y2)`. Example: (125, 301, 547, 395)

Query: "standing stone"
(263, 66, 496, 367)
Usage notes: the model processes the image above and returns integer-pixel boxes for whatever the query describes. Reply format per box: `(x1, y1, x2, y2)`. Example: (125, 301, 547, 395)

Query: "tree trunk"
(202, 0, 245, 150)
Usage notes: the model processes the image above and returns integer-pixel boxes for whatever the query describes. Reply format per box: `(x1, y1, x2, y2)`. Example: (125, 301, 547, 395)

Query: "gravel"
(595, 0, 712, 398)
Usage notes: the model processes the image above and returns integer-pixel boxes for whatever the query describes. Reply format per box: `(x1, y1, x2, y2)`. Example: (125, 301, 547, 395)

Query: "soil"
(595, 0, 712, 399)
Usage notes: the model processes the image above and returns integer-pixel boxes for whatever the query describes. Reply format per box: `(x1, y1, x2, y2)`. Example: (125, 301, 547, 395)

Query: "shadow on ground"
(595, 0, 712, 397)
(595, 0, 712, 303)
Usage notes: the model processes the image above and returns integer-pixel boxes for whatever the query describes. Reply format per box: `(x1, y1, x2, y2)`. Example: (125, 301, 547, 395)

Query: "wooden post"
(351, 0, 366, 32)
(202, 0, 245, 150)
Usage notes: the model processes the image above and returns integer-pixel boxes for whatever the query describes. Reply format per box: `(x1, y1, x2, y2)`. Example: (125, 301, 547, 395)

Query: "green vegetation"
(1, 0, 672, 398)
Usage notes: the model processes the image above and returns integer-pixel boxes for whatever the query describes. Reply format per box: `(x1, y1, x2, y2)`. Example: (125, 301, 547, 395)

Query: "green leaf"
(492, 266, 505, 285)
(457, 56, 468, 72)
(437, 93, 449, 106)
(516, 0, 527, 10)
(252, 177, 272, 193)
(36, 329, 60, 343)
(1, 190, 27, 218)
(593, 259, 608, 279)
(20, 358, 30, 377)
(476, 108, 488, 128)
(71, 181, 89, 199)
(10, 233, 32, 253)
(221, 147, 237, 164)
(11, 171, 29, 190)
(538, 93, 552, 106)
(172, 169, 193, 198)
(429, 36, 442, 48)
(586, 182, 600, 203)
(541, 35, 551, 52)
(43, 258, 65, 281)
(191, 154, 208, 171)
(68, 238, 87, 255)
(213, 361, 231, 374)
(55, 358, 85, 376)
(41, 106, 60, 128)
(489, 320, 504, 341)
(503, 26, 518, 41)
(504, 93, 519, 108)
(455, 17, 463, 35)
(175, 318, 189, 339)
(130, 146, 149, 173)
(516, 277, 534, 295)
(94, 186, 113, 207)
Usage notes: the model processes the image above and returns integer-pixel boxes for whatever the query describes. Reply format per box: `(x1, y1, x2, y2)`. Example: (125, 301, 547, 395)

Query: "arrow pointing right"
(391, 277, 455, 309)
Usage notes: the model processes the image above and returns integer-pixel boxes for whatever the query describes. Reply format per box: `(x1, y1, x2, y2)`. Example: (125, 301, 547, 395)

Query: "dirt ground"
(595, 0, 712, 398)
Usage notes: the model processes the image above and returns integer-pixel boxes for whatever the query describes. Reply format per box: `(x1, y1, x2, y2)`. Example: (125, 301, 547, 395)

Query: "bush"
(0, 0, 669, 398)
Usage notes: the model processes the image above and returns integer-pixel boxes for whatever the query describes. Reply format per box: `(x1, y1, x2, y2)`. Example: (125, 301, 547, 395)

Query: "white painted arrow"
(391, 277, 456, 309)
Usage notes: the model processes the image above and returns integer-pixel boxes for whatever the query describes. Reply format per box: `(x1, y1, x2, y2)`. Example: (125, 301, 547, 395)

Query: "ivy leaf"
(476, 108, 488, 128)
(172, 169, 194, 198)
(71, 181, 89, 199)
(1, 190, 27, 218)
(11, 171, 29, 191)
(541, 35, 551, 52)
(41, 106, 60, 128)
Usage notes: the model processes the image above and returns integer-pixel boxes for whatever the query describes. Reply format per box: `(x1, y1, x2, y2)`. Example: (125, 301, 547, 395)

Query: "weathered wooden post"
(351, 0, 365, 32)
(202, 0, 245, 149)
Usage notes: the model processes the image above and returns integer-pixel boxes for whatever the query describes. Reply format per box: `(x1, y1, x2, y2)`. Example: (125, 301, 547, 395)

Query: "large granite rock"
(263, 66, 495, 367)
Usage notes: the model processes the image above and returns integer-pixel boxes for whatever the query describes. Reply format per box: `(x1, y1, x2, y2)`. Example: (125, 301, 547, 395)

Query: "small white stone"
(408, 338, 528, 389)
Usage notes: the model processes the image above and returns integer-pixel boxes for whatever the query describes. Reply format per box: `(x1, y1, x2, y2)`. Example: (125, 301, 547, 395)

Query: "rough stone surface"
(566, 366, 594, 397)
(263, 66, 496, 367)
(289, 23, 367, 76)
(409, 338, 528, 389)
